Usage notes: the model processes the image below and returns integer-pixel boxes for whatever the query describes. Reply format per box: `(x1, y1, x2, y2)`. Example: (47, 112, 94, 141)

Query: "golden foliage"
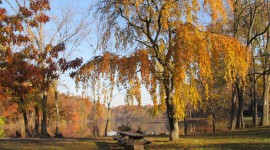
(75, 23, 250, 118)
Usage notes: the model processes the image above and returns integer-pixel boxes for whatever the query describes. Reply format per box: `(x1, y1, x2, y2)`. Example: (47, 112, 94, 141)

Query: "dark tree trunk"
(41, 91, 49, 137)
(252, 78, 258, 127)
(236, 83, 245, 129)
(184, 117, 188, 135)
(34, 93, 39, 134)
(20, 97, 32, 137)
(212, 113, 216, 133)
(162, 71, 179, 141)
(22, 110, 32, 137)
(230, 85, 237, 130)
(104, 102, 111, 137)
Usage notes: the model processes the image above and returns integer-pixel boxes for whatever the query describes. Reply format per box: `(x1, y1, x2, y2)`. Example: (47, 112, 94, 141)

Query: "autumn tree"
(230, 0, 269, 128)
(2, 0, 84, 137)
(74, 0, 252, 141)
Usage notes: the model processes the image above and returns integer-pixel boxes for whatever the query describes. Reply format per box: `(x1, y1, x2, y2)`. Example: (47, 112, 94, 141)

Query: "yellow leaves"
(173, 80, 201, 119)
(203, 0, 232, 22)
(171, 23, 250, 119)
(174, 23, 250, 85)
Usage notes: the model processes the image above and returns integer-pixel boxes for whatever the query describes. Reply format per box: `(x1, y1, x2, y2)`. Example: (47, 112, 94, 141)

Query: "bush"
(0, 117, 5, 137)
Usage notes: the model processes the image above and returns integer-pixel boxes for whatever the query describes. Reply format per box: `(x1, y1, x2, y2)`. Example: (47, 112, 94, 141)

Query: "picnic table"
(112, 131, 152, 150)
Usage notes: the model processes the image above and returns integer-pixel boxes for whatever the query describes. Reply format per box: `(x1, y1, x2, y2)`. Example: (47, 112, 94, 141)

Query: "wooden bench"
(112, 132, 152, 150)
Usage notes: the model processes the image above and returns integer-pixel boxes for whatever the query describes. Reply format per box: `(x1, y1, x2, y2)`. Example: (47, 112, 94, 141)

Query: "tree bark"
(236, 83, 245, 129)
(261, 23, 270, 126)
(230, 85, 237, 130)
(261, 73, 270, 126)
(165, 87, 179, 141)
(252, 78, 258, 127)
(184, 117, 188, 136)
(34, 93, 39, 135)
(20, 97, 32, 137)
(104, 102, 111, 137)
(212, 113, 216, 133)
(55, 89, 60, 135)
(41, 91, 48, 137)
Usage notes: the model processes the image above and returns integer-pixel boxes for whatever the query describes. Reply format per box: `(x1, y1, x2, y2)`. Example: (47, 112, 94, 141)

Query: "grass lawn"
(146, 127, 270, 150)
(0, 127, 269, 150)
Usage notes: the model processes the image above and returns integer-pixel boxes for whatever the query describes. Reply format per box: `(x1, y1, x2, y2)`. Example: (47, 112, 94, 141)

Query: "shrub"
(0, 117, 5, 137)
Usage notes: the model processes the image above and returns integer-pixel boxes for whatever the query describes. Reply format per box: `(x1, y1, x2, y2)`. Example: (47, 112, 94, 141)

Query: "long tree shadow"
(95, 142, 110, 150)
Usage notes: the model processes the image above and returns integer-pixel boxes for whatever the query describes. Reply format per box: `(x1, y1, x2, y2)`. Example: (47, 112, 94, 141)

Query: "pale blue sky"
(2, 0, 211, 107)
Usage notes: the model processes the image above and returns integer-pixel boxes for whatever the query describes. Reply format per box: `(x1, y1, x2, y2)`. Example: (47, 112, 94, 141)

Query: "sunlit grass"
(0, 127, 269, 149)
(146, 127, 270, 150)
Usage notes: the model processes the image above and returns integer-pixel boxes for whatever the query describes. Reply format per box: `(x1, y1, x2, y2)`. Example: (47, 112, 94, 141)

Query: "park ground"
(0, 127, 269, 150)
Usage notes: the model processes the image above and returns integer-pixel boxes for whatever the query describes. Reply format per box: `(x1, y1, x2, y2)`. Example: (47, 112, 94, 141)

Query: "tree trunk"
(20, 97, 32, 137)
(165, 91, 179, 141)
(184, 117, 188, 135)
(261, 73, 270, 126)
(55, 89, 60, 135)
(253, 78, 258, 127)
(230, 85, 237, 130)
(93, 101, 99, 136)
(34, 93, 39, 135)
(261, 26, 270, 126)
(212, 113, 216, 133)
(104, 102, 111, 137)
(22, 109, 32, 137)
(236, 83, 245, 129)
(252, 57, 258, 127)
(41, 91, 48, 137)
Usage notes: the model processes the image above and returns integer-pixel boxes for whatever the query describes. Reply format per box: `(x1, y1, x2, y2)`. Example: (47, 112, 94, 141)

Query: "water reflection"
(87, 119, 169, 137)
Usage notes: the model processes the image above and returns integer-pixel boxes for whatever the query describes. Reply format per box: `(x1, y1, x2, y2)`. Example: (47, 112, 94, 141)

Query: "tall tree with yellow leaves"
(75, 0, 250, 141)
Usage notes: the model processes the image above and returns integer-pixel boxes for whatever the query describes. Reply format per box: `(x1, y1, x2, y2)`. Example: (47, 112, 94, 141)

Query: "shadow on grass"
(95, 142, 109, 150)
(147, 143, 270, 150)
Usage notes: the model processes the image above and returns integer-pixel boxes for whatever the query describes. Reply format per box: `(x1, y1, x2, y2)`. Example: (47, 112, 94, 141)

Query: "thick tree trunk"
(104, 102, 111, 137)
(261, 28, 270, 126)
(168, 117, 179, 141)
(20, 97, 32, 137)
(22, 110, 32, 137)
(165, 89, 179, 141)
(41, 91, 49, 137)
(261, 74, 270, 126)
(236, 84, 245, 129)
(230, 85, 237, 130)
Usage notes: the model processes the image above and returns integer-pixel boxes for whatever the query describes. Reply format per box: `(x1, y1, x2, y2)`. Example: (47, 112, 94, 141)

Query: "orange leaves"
(19, 7, 32, 17)
(0, 8, 7, 21)
(30, 0, 50, 13)
(35, 13, 50, 23)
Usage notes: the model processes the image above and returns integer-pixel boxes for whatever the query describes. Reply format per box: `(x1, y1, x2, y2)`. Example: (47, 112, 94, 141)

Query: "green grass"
(0, 127, 269, 150)
(146, 127, 270, 150)
(0, 138, 111, 150)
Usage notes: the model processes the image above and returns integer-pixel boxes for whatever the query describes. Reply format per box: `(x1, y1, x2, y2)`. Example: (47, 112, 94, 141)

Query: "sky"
(2, 0, 211, 107)
(48, 0, 152, 107)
